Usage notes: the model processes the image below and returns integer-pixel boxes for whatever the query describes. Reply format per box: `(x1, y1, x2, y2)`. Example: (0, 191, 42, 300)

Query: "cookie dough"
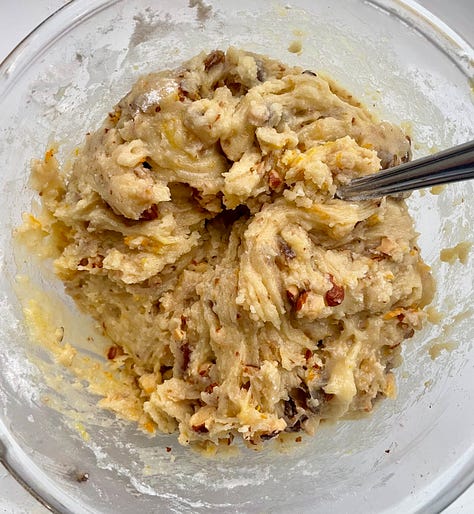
(24, 48, 434, 447)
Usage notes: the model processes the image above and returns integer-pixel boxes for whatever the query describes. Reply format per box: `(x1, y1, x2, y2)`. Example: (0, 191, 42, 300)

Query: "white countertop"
(0, 1, 473, 512)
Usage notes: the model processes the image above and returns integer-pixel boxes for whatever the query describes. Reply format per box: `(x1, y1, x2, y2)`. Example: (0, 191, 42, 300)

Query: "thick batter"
(23, 48, 434, 447)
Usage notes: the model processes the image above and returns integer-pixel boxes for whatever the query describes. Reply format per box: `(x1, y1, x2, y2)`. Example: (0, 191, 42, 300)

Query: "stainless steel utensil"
(337, 140, 474, 201)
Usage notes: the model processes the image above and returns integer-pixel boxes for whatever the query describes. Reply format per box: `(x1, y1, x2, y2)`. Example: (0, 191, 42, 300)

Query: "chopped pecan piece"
(325, 275, 345, 307)
(286, 285, 299, 305)
(260, 431, 280, 441)
(205, 382, 218, 394)
(107, 345, 124, 360)
(204, 50, 225, 71)
(286, 287, 309, 312)
(140, 204, 159, 221)
(268, 170, 283, 190)
(295, 291, 309, 311)
(177, 86, 187, 102)
(181, 342, 191, 371)
(90, 255, 104, 269)
(192, 423, 209, 433)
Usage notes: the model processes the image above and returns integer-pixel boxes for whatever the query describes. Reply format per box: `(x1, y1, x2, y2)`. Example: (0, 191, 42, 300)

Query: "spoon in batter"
(337, 139, 474, 201)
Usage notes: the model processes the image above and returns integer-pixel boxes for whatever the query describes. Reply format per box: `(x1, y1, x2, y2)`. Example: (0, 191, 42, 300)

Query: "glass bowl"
(0, 1, 473, 512)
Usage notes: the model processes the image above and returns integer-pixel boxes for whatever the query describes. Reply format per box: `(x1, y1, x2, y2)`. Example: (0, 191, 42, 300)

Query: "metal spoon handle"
(337, 139, 474, 201)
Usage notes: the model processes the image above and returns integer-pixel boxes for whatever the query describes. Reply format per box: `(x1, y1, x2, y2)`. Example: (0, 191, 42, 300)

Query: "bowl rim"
(0, 0, 473, 512)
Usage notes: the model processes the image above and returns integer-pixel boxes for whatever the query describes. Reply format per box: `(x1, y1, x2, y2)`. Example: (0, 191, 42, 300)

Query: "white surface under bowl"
(0, 1, 473, 513)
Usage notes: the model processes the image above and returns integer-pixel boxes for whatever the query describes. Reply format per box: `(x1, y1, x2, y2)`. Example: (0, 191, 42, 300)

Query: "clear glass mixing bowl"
(0, 1, 473, 512)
